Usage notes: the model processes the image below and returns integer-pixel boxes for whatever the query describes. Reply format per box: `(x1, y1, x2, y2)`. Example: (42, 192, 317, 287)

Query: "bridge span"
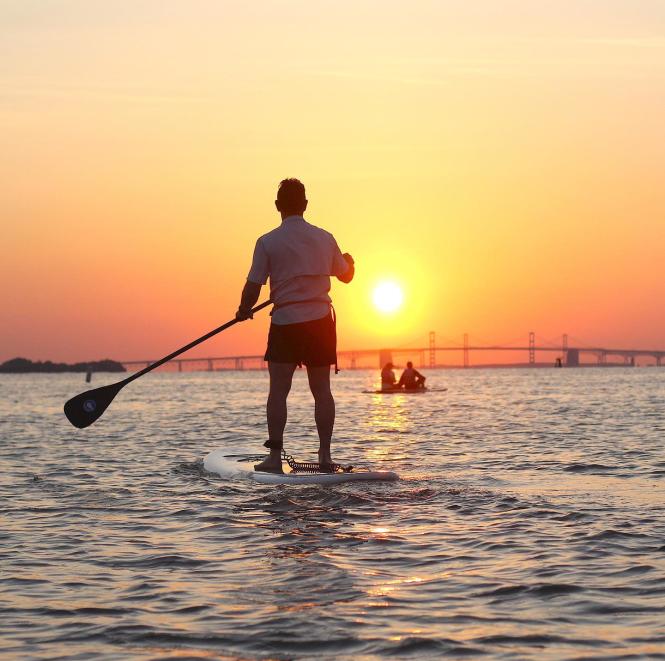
(120, 333, 665, 372)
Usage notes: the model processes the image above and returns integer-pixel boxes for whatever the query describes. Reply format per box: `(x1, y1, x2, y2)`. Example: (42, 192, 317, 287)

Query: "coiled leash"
(281, 449, 353, 474)
(233, 449, 355, 473)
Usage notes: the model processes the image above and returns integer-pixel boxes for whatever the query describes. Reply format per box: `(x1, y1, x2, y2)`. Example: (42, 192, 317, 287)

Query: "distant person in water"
(398, 362, 426, 390)
(236, 178, 355, 473)
(381, 362, 398, 391)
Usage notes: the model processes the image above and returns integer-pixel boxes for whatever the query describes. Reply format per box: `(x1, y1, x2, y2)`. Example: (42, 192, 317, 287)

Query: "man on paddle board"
(236, 179, 355, 473)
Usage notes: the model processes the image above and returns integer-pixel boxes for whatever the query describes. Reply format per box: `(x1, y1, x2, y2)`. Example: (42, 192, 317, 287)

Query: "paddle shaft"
(122, 299, 272, 385)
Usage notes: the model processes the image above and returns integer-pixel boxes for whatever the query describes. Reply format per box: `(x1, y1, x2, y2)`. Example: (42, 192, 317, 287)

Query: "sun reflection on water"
(362, 395, 412, 464)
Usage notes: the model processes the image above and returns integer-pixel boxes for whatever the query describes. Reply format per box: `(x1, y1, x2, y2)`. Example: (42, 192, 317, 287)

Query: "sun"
(372, 281, 404, 314)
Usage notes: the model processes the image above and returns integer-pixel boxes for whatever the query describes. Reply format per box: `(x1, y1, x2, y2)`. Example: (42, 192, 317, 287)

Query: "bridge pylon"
(529, 332, 535, 365)
(379, 349, 393, 369)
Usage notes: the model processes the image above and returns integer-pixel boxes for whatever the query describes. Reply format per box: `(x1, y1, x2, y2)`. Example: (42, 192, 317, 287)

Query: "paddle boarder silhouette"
(236, 179, 354, 473)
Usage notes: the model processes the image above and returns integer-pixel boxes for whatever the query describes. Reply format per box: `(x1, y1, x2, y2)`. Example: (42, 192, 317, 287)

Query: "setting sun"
(372, 281, 404, 314)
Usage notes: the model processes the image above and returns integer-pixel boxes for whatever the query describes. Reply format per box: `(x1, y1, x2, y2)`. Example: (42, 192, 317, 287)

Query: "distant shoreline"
(0, 358, 126, 373)
(0, 359, 648, 374)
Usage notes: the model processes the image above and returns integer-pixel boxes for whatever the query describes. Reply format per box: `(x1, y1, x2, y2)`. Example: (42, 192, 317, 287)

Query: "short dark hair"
(276, 178, 306, 213)
(407, 361, 413, 368)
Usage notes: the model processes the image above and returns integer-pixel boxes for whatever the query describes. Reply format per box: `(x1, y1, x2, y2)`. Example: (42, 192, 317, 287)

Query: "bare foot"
(318, 451, 336, 473)
(254, 457, 284, 474)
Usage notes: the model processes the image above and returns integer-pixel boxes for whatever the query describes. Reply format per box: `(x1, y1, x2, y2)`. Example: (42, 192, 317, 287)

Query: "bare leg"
(306, 365, 335, 470)
(254, 361, 296, 473)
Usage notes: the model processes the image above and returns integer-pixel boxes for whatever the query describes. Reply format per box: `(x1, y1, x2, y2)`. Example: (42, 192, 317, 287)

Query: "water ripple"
(1, 368, 664, 659)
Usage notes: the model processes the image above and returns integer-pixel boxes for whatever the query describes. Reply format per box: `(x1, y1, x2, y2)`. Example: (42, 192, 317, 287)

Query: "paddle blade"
(64, 381, 123, 428)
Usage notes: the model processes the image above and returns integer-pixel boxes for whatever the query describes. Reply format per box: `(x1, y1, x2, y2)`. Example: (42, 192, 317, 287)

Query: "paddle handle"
(124, 299, 272, 384)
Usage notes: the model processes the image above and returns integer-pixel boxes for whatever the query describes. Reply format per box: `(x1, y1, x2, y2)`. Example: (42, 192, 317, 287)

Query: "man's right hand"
(235, 308, 253, 321)
(338, 253, 355, 283)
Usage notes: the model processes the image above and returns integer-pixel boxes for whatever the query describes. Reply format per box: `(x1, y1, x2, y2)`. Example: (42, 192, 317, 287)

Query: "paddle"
(64, 299, 272, 429)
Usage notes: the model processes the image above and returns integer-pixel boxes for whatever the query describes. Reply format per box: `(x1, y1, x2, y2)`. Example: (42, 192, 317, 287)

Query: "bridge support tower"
(379, 349, 393, 369)
(566, 348, 580, 367)
(529, 332, 535, 365)
(429, 331, 435, 368)
(463, 333, 469, 368)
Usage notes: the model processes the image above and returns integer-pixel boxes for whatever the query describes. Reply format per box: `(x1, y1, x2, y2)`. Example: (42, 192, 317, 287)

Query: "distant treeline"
(0, 357, 126, 373)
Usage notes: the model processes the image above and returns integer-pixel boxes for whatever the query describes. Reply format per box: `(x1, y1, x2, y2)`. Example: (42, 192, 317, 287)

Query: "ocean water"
(1, 368, 665, 660)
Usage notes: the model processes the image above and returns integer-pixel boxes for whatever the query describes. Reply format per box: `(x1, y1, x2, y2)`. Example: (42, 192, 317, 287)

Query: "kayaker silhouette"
(398, 361, 426, 389)
(381, 362, 398, 391)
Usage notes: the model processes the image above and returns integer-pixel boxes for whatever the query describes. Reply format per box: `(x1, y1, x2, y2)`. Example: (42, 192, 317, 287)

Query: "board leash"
(228, 452, 356, 474)
(281, 450, 353, 474)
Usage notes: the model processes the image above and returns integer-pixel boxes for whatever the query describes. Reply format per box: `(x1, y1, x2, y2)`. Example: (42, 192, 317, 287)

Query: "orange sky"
(2, 1, 664, 363)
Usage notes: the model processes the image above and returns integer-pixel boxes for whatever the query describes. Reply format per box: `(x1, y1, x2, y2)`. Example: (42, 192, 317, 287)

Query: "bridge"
(120, 333, 665, 372)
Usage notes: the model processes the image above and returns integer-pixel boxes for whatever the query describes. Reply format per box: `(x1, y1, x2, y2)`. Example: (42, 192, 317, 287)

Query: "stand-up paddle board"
(204, 449, 399, 485)
(362, 387, 448, 394)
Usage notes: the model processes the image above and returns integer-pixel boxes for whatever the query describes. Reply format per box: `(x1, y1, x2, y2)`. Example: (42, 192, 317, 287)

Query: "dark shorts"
(264, 313, 337, 367)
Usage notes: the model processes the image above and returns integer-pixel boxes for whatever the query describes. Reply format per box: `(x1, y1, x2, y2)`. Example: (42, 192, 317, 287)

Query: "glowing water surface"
(1, 368, 664, 659)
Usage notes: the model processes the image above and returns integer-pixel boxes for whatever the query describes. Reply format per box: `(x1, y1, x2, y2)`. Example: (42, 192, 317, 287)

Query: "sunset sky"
(2, 1, 664, 363)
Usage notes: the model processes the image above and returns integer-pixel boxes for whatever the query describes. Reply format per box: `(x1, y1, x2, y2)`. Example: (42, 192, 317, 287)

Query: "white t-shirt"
(247, 215, 350, 325)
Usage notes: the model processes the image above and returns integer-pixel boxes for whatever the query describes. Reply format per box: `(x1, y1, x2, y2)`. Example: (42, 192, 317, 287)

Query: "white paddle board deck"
(204, 448, 399, 485)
